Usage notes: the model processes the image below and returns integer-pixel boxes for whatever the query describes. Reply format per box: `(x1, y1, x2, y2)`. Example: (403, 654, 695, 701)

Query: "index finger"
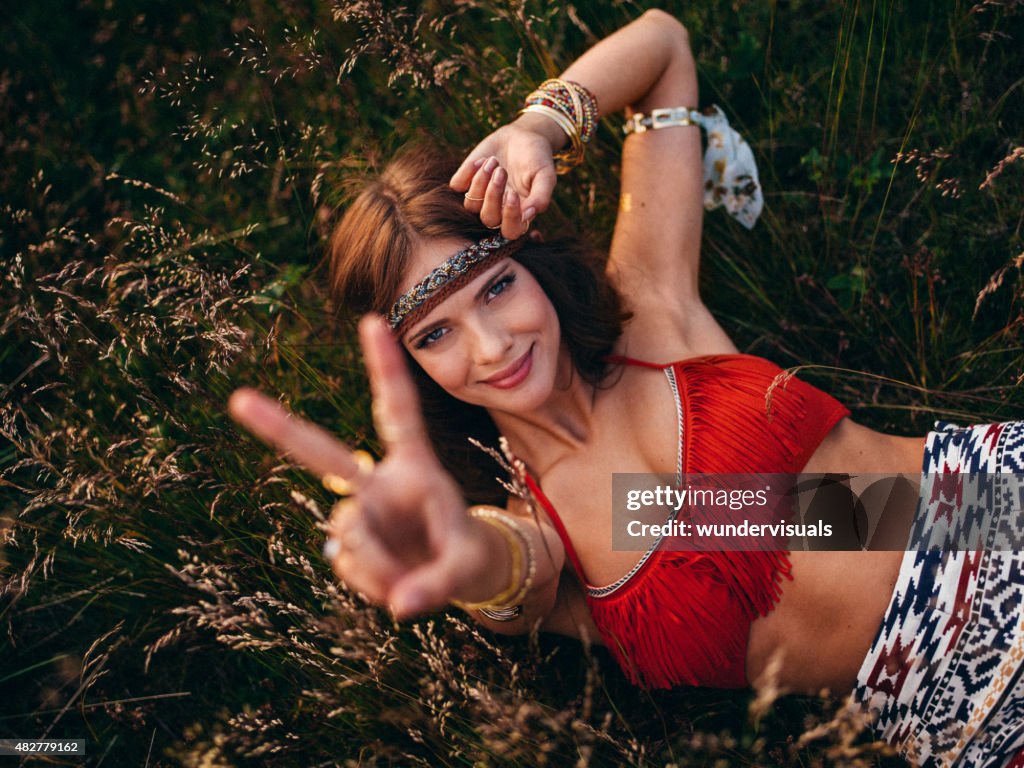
(228, 387, 363, 481)
(359, 314, 430, 451)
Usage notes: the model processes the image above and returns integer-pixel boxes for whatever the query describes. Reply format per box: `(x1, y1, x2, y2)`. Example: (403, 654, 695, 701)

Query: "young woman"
(228, 10, 1024, 767)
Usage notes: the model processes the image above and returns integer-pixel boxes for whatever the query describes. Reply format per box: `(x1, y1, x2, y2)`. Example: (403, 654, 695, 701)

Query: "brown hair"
(327, 142, 630, 503)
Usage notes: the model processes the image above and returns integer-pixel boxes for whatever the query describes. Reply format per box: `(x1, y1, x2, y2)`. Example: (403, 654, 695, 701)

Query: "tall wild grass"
(1, 1, 1022, 764)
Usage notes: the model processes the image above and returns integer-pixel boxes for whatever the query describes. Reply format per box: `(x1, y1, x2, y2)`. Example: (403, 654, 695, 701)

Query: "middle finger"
(479, 166, 507, 229)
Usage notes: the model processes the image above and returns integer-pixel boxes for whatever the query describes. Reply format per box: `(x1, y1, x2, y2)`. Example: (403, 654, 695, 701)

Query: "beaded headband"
(387, 234, 526, 334)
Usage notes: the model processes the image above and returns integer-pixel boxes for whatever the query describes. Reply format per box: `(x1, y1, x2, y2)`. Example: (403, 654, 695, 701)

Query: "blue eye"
(415, 326, 448, 349)
(487, 272, 516, 299)
(413, 271, 516, 349)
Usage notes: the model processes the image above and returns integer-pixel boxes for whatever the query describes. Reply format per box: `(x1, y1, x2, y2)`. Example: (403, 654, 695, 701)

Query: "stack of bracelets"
(450, 505, 537, 622)
(521, 78, 599, 174)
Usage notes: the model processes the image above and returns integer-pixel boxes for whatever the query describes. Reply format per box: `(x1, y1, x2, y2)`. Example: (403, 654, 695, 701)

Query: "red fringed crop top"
(524, 354, 850, 690)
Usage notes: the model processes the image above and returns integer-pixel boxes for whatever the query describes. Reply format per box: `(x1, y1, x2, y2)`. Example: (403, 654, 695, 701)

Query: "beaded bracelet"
(451, 505, 537, 617)
(521, 78, 599, 174)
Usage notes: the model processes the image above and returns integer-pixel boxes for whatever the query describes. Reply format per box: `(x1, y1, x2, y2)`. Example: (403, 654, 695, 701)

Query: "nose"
(467, 315, 513, 367)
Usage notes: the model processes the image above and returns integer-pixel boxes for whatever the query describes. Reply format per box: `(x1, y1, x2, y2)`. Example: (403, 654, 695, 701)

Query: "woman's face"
(399, 238, 564, 415)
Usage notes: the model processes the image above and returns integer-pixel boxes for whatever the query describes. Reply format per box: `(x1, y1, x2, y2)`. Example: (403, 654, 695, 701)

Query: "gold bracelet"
(451, 507, 523, 610)
(474, 506, 536, 608)
(451, 505, 537, 612)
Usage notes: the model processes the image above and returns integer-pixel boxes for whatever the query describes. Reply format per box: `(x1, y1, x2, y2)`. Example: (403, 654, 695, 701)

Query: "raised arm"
(451, 10, 737, 358)
(227, 315, 566, 635)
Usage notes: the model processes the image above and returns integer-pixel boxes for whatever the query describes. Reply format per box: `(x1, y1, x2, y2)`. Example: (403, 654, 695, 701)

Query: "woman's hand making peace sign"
(228, 315, 491, 618)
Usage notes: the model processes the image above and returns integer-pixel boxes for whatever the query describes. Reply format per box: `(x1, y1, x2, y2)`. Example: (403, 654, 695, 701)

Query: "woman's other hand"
(450, 112, 564, 239)
(227, 315, 489, 618)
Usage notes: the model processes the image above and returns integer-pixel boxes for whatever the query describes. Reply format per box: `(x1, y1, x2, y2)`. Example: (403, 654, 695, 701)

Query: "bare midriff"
(744, 418, 928, 694)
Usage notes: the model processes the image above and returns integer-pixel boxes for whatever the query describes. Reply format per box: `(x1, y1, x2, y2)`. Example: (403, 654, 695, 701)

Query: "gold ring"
(322, 473, 354, 495)
(322, 450, 376, 495)
(464, 193, 485, 202)
(486, 223, 502, 230)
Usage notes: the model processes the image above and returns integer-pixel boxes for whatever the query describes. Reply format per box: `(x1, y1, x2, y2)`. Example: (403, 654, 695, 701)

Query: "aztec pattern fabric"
(852, 420, 1024, 768)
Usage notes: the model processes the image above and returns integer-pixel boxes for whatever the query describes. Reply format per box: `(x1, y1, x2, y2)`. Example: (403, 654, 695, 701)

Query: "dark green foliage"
(1, 0, 1022, 764)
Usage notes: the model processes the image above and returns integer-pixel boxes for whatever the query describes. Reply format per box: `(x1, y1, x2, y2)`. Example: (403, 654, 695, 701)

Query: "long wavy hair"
(326, 143, 630, 504)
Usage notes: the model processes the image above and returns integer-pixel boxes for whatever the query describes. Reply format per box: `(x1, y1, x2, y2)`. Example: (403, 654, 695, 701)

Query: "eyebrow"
(405, 260, 512, 345)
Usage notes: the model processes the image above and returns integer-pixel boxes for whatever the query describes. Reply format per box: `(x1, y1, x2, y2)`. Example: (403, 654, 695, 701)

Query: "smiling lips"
(481, 345, 534, 389)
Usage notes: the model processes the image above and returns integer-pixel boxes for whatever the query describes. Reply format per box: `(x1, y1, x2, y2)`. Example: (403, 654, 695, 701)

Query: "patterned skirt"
(852, 421, 1024, 768)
